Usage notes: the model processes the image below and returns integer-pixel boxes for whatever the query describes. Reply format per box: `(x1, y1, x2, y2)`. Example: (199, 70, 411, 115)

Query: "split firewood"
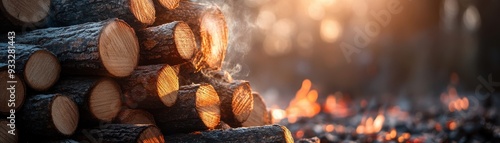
(242, 92, 271, 127)
(50, 0, 156, 29)
(76, 124, 164, 143)
(164, 125, 294, 143)
(155, 0, 180, 10)
(51, 77, 122, 124)
(121, 64, 179, 109)
(16, 18, 140, 77)
(0, 0, 50, 32)
(150, 84, 220, 134)
(137, 21, 196, 65)
(155, 1, 228, 70)
(0, 119, 18, 143)
(21, 94, 79, 138)
(180, 71, 253, 127)
(0, 43, 60, 91)
(115, 109, 156, 125)
(0, 63, 26, 114)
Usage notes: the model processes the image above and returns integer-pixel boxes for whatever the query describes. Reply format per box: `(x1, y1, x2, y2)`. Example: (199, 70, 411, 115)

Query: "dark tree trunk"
(76, 124, 164, 143)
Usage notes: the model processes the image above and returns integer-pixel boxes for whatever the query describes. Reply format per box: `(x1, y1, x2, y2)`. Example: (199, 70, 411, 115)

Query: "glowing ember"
(286, 79, 321, 120)
(373, 114, 385, 132)
(323, 92, 350, 117)
(325, 124, 334, 132)
(296, 130, 304, 138)
(389, 129, 397, 139)
(356, 114, 385, 134)
(270, 108, 286, 123)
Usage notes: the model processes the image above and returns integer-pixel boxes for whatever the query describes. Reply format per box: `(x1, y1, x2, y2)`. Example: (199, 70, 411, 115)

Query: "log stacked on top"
(0, 0, 290, 142)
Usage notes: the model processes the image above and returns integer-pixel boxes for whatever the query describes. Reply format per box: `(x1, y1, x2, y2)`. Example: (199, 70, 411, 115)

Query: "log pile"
(0, 0, 289, 143)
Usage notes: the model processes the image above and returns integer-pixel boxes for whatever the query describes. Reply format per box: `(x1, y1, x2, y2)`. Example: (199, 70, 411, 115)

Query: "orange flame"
(356, 114, 385, 134)
(286, 79, 321, 122)
(324, 92, 350, 117)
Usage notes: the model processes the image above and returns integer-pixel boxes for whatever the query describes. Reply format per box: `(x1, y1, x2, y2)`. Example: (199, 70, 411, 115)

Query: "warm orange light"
(373, 114, 385, 132)
(398, 136, 405, 143)
(324, 95, 336, 113)
(389, 129, 397, 139)
(402, 132, 411, 139)
(448, 121, 457, 130)
(271, 108, 286, 123)
(356, 125, 365, 134)
(365, 117, 374, 134)
(286, 79, 321, 119)
(336, 125, 345, 133)
(325, 124, 334, 132)
(296, 130, 304, 138)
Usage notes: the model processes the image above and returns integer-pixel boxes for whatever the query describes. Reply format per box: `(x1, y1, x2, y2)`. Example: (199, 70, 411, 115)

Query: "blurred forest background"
(205, 0, 500, 109)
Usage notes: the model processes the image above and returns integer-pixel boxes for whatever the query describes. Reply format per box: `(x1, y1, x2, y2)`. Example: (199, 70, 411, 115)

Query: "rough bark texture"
(21, 94, 69, 138)
(150, 84, 219, 135)
(164, 125, 294, 143)
(0, 43, 59, 91)
(120, 64, 178, 109)
(51, 77, 120, 124)
(0, 63, 26, 114)
(296, 137, 321, 143)
(15, 19, 136, 77)
(0, 0, 50, 32)
(77, 124, 164, 143)
(137, 21, 195, 65)
(155, 1, 228, 70)
(50, 0, 155, 29)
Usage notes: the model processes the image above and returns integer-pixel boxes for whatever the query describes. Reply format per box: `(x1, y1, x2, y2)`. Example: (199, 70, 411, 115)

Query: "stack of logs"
(0, 0, 294, 143)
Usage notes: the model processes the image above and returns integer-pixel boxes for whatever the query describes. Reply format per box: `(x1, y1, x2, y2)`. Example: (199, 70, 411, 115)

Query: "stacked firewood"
(0, 0, 293, 143)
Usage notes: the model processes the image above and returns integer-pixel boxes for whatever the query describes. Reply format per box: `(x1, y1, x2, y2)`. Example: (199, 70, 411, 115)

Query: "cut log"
(51, 77, 122, 123)
(296, 137, 321, 143)
(0, 64, 26, 114)
(242, 92, 271, 127)
(150, 84, 220, 134)
(0, 119, 18, 143)
(21, 94, 79, 138)
(137, 21, 196, 65)
(50, 0, 155, 29)
(121, 64, 179, 109)
(155, 1, 228, 70)
(0, 43, 60, 91)
(181, 71, 253, 127)
(155, 0, 180, 10)
(115, 109, 156, 125)
(164, 125, 294, 143)
(16, 18, 140, 77)
(77, 124, 164, 143)
(0, 0, 50, 32)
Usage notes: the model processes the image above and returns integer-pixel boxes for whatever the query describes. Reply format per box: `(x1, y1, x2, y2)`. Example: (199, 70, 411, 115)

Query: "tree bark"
(137, 21, 196, 65)
(120, 64, 179, 109)
(51, 77, 122, 124)
(0, 64, 26, 114)
(155, 1, 228, 70)
(115, 109, 156, 125)
(49, 0, 155, 29)
(0, 43, 60, 91)
(164, 125, 294, 143)
(76, 124, 164, 143)
(242, 92, 271, 127)
(16, 18, 140, 77)
(150, 84, 220, 135)
(21, 94, 79, 139)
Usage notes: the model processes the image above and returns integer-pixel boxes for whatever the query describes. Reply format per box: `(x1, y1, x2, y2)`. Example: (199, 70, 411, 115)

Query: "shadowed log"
(0, 0, 50, 32)
(0, 119, 18, 143)
(0, 43, 60, 91)
(77, 124, 164, 143)
(115, 109, 156, 125)
(0, 64, 26, 114)
(242, 92, 270, 127)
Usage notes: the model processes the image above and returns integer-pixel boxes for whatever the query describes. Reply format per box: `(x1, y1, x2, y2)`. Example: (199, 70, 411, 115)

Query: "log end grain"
(24, 49, 60, 91)
(157, 0, 180, 10)
(99, 19, 140, 77)
(157, 65, 179, 107)
(130, 0, 156, 25)
(51, 95, 79, 136)
(229, 81, 253, 125)
(89, 78, 122, 122)
(242, 92, 270, 127)
(116, 109, 156, 125)
(1, 0, 50, 24)
(196, 84, 221, 129)
(174, 22, 197, 61)
(0, 70, 25, 114)
(0, 119, 18, 143)
(199, 5, 228, 69)
(138, 125, 165, 143)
